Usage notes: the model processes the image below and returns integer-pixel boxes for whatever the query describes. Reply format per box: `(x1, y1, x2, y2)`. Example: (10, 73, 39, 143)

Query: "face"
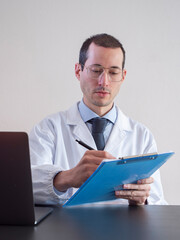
(75, 43, 126, 116)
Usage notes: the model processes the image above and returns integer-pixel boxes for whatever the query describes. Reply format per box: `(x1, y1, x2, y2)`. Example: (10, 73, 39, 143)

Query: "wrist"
(53, 170, 72, 192)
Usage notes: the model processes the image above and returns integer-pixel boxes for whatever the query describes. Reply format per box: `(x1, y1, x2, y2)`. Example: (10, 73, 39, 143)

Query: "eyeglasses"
(82, 64, 123, 82)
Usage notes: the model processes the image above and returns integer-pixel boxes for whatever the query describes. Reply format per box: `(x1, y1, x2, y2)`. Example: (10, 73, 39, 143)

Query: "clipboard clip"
(117, 153, 158, 165)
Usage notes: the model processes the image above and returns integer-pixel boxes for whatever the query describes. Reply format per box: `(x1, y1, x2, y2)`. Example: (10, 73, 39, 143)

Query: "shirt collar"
(78, 99, 117, 124)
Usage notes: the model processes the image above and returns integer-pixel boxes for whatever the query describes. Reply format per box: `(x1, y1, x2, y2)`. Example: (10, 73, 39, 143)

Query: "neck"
(83, 101, 114, 117)
(94, 107, 112, 117)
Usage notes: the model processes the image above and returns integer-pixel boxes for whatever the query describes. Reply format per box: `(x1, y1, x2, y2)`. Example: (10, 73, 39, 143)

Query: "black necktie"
(88, 118, 108, 150)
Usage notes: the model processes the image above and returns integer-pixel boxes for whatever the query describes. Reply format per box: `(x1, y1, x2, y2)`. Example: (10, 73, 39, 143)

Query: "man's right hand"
(53, 150, 115, 192)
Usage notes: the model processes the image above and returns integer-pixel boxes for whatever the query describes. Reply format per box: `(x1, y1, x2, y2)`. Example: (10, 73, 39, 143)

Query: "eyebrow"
(92, 64, 121, 70)
(111, 66, 121, 70)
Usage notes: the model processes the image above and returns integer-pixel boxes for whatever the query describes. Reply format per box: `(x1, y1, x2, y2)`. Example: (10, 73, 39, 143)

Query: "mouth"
(94, 88, 110, 97)
(95, 91, 110, 98)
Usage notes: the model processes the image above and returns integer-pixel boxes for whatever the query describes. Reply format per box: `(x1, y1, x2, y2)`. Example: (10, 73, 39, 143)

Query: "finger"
(86, 156, 105, 165)
(115, 190, 150, 198)
(81, 152, 103, 165)
(116, 194, 146, 201)
(123, 183, 151, 191)
(82, 151, 115, 165)
(121, 196, 147, 205)
(85, 163, 101, 173)
(85, 150, 116, 159)
(137, 177, 154, 184)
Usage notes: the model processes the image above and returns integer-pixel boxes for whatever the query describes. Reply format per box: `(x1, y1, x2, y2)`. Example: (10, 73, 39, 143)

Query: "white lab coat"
(29, 102, 167, 205)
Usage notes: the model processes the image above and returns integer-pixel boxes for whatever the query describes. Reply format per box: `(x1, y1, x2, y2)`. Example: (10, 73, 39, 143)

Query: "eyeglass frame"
(81, 64, 124, 82)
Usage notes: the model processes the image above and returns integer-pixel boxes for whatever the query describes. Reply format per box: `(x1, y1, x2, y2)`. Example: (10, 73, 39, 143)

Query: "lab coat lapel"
(73, 124, 97, 150)
(105, 107, 132, 153)
(66, 103, 97, 150)
(104, 121, 126, 153)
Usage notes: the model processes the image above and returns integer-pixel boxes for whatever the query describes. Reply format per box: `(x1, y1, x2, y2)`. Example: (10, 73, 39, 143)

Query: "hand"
(115, 177, 154, 205)
(53, 150, 115, 192)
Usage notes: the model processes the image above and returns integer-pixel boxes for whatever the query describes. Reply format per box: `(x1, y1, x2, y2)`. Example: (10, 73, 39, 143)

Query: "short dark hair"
(79, 33, 126, 70)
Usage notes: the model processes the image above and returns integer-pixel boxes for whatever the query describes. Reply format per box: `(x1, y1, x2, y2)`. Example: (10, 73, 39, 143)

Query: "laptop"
(0, 132, 53, 225)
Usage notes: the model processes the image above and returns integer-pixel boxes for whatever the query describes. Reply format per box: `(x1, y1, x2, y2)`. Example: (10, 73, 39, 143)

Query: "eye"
(109, 69, 120, 75)
(91, 67, 103, 73)
(109, 71, 118, 75)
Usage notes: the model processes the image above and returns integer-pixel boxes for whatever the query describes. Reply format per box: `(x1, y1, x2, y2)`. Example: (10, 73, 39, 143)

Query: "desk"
(0, 205, 180, 240)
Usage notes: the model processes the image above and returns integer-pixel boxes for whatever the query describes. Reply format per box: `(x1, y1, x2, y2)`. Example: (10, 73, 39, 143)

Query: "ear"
(121, 69, 127, 83)
(75, 63, 81, 81)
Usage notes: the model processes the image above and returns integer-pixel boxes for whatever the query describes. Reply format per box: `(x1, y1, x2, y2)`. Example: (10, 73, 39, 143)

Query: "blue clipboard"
(63, 152, 174, 207)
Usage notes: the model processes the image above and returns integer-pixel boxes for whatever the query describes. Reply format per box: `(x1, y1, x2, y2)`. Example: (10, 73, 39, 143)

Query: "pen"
(75, 139, 94, 150)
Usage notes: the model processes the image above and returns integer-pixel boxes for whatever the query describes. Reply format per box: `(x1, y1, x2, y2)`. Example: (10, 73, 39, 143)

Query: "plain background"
(0, 0, 179, 204)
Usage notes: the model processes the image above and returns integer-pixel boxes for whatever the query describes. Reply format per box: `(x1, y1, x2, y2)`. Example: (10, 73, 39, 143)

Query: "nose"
(98, 70, 110, 86)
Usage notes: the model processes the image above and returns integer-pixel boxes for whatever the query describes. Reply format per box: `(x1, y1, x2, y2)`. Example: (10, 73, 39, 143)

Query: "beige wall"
(0, 0, 179, 204)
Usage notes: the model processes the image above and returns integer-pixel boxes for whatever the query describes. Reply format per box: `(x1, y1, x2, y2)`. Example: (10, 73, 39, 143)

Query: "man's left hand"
(115, 177, 154, 205)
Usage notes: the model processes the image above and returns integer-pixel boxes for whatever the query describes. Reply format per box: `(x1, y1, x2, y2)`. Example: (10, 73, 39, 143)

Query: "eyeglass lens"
(87, 65, 122, 82)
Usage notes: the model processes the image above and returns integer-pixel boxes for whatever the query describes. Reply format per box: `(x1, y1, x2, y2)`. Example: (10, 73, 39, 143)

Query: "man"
(29, 33, 166, 205)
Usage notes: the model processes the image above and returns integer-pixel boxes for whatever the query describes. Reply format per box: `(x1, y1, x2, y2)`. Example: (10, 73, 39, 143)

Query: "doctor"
(29, 33, 166, 205)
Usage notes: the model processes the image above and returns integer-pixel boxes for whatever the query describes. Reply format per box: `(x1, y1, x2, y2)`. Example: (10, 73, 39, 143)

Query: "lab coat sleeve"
(29, 118, 73, 205)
